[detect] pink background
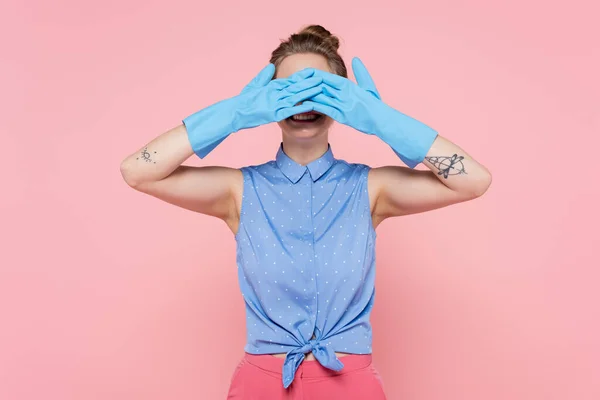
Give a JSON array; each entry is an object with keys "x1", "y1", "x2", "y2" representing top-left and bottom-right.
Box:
[{"x1": 2, "y1": 0, "x2": 599, "y2": 399}]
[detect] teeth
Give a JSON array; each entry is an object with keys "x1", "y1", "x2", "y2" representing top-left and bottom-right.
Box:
[{"x1": 292, "y1": 114, "x2": 318, "y2": 121}]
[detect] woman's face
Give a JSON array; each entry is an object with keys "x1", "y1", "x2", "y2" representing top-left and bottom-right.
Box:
[{"x1": 275, "y1": 53, "x2": 335, "y2": 139}]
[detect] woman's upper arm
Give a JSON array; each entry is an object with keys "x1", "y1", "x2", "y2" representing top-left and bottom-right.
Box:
[
  {"x1": 131, "y1": 165, "x2": 242, "y2": 222},
  {"x1": 369, "y1": 165, "x2": 473, "y2": 219}
]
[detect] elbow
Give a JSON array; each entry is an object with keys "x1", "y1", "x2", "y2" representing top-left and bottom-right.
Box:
[
  {"x1": 120, "y1": 160, "x2": 140, "y2": 188},
  {"x1": 458, "y1": 169, "x2": 492, "y2": 200},
  {"x1": 471, "y1": 170, "x2": 492, "y2": 198}
]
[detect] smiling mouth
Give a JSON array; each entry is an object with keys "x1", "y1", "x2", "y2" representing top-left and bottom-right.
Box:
[{"x1": 288, "y1": 112, "x2": 323, "y2": 123}]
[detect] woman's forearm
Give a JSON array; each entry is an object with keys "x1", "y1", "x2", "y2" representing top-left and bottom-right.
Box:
[{"x1": 120, "y1": 124, "x2": 194, "y2": 187}]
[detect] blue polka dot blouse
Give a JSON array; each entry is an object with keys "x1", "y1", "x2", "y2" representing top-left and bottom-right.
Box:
[{"x1": 234, "y1": 142, "x2": 377, "y2": 389}]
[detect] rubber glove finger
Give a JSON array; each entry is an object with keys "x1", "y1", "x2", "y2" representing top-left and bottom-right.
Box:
[
  {"x1": 269, "y1": 68, "x2": 315, "y2": 91},
  {"x1": 300, "y1": 100, "x2": 343, "y2": 122},
  {"x1": 287, "y1": 68, "x2": 316, "y2": 83},
  {"x1": 352, "y1": 57, "x2": 381, "y2": 99},
  {"x1": 320, "y1": 84, "x2": 343, "y2": 100},
  {"x1": 241, "y1": 63, "x2": 276, "y2": 93},
  {"x1": 283, "y1": 76, "x2": 323, "y2": 94},
  {"x1": 310, "y1": 69, "x2": 347, "y2": 89},
  {"x1": 281, "y1": 85, "x2": 324, "y2": 107},
  {"x1": 309, "y1": 93, "x2": 344, "y2": 109},
  {"x1": 269, "y1": 78, "x2": 292, "y2": 90},
  {"x1": 275, "y1": 103, "x2": 315, "y2": 121}
]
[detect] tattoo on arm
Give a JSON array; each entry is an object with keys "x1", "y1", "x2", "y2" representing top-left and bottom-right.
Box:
[
  {"x1": 424, "y1": 154, "x2": 467, "y2": 179},
  {"x1": 136, "y1": 147, "x2": 157, "y2": 164}
]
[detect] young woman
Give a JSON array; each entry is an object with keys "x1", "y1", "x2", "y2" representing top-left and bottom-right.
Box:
[{"x1": 120, "y1": 24, "x2": 492, "y2": 400}]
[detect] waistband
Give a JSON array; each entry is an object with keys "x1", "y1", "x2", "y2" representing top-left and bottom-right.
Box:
[{"x1": 243, "y1": 352, "x2": 372, "y2": 378}]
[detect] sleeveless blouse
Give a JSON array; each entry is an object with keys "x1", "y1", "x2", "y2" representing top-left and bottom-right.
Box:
[{"x1": 234, "y1": 142, "x2": 377, "y2": 388}]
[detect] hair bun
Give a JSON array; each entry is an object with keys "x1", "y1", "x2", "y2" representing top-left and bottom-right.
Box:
[{"x1": 298, "y1": 24, "x2": 340, "y2": 50}]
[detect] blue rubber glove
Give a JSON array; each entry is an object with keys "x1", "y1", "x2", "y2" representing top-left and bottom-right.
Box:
[
  {"x1": 183, "y1": 64, "x2": 323, "y2": 158},
  {"x1": 305, "y1": 57, "x2": 438, "y2": 168}
]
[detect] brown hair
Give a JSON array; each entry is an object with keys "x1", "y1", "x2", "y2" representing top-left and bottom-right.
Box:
[{"x1": 270, "y1": 25, "x2": 347, "y2": 78}]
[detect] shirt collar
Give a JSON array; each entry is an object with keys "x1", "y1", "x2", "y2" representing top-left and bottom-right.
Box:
[{"x1": 275, "y1": 142, "x2": 336, "y2": 184}]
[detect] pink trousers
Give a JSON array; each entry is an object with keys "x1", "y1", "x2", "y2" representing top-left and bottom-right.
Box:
[{"x1": 226, "y1": 352, "x2": 387, "y2": 399}]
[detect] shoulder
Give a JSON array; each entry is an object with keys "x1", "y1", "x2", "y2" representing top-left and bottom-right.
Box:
[
  {"x1": 326, "y1": 160, "x2": 372, "y2": 192},
  {"x1": 231, "y1": 160, "x2": 276, "y2": 214},
  {"x1": 331, "y1": 159, "x2": 370, "y2": 175},
  {"x1": 237, "y1": 159, "x2": 278, "y2": 176}
]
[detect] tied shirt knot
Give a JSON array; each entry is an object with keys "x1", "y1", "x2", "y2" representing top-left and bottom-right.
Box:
[{"x1": 281, "y1": 337, "x2": 344, "y2": 389}]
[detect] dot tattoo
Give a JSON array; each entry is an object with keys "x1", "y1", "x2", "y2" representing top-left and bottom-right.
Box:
[
  {"x1": 136, "y1": 147, "x2": 157, "y2": 164},
  {"x1": 425, "y1": 154, "x2": 467, "y2": 179}
]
